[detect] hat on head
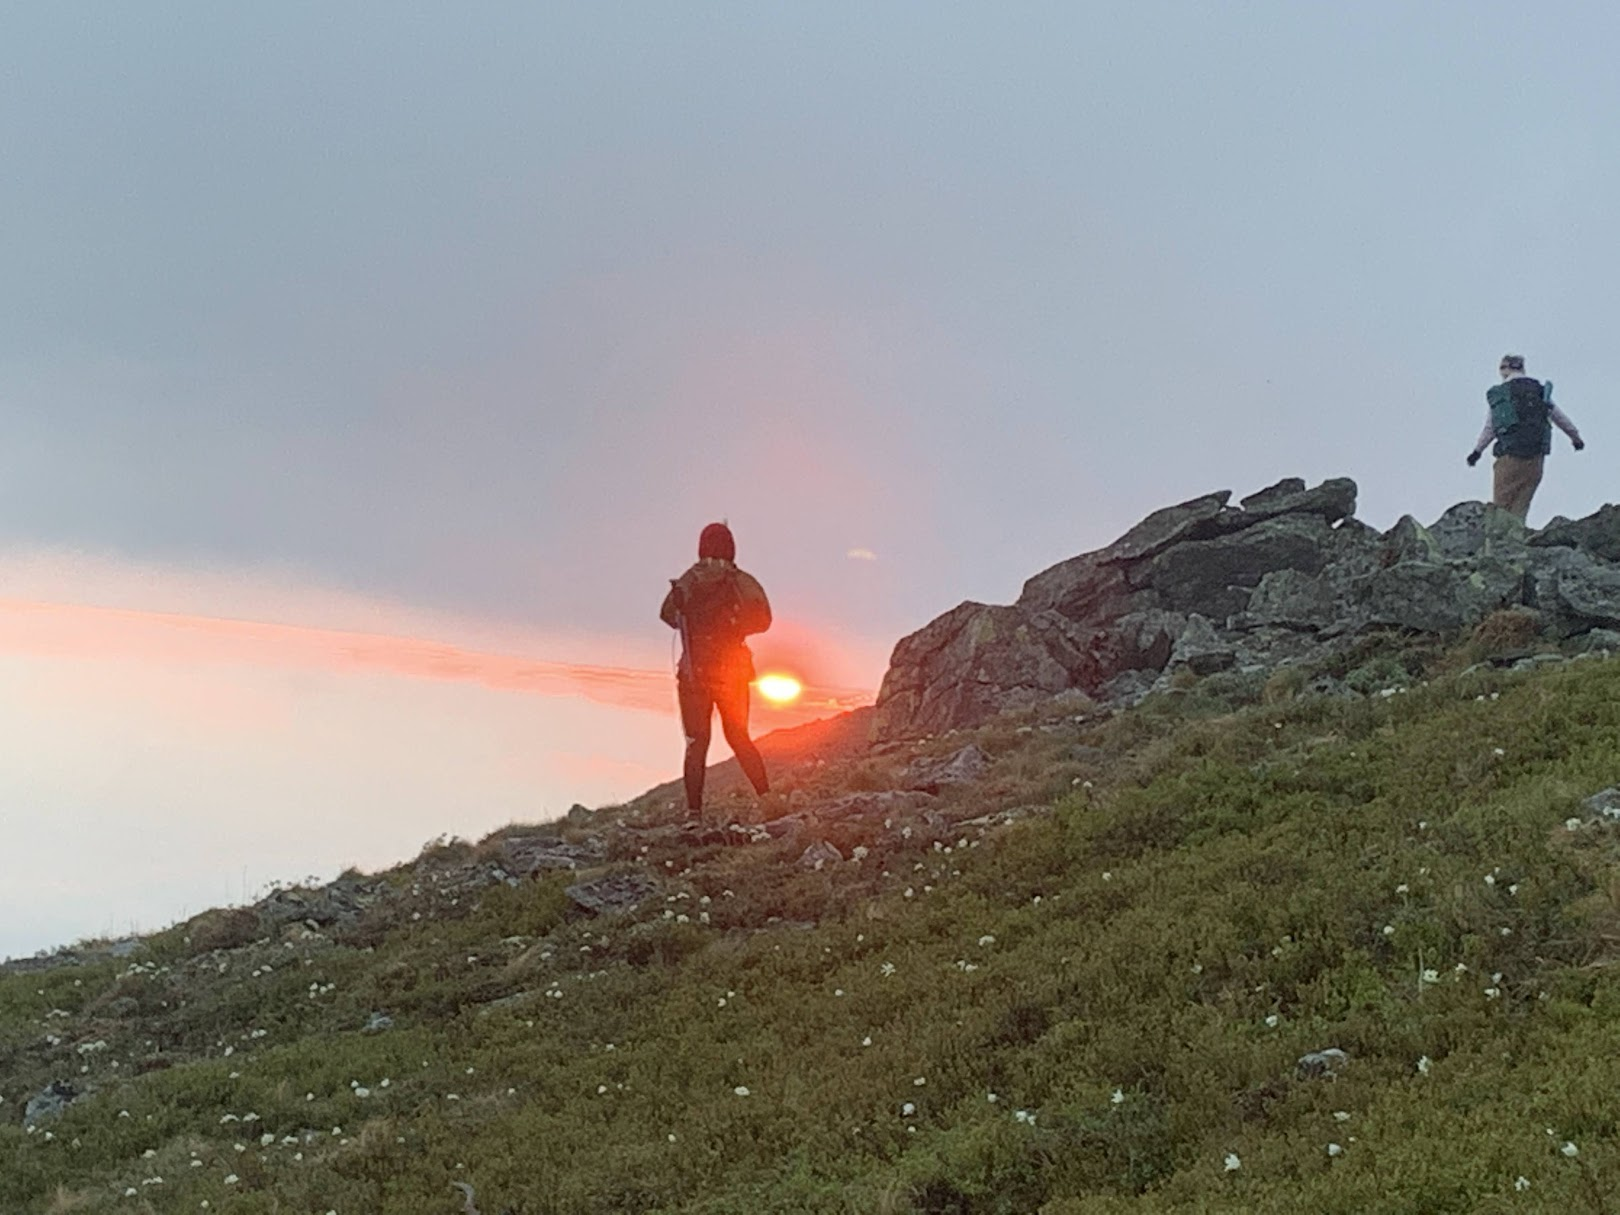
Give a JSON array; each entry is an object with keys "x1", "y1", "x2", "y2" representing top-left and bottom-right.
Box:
[
  {"x1": 698, "y1": 522, "x2": 735, "y2": 561},
  {"x1": 1500, "y1": 353, "x2": 1525, "y2": 371}
]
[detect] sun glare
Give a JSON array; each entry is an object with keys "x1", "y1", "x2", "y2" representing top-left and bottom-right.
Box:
[{"x1": 755, "y1": 672, "x2": 803, "y2": 705}]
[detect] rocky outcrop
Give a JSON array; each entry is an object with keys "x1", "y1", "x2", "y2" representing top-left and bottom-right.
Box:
[{"x1": 872, "y1": 478, "x2": 1620, "y2": 739}]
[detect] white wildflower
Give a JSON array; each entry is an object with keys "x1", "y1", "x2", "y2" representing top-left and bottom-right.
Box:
[
  {"x1": 1516, "y1": 1176, "x2": 1531, "y2": 1191},
  {"x1": 1417, "y1": 1055, "x2": 1431, "y2": 1075},
  {"x1": 1333, "y1": 1111, "x2": 1350, "y2": 1122},
  {"x1": 1111, "y1": 1088, "x2": 1124, "y2": 1105},
  {"x1": 1223, "y1": 1152, "x2": 1241, "y2": 1172},
  {"x1": 1327, "y1": 1142, "x2": 1343, "y2": 1157},
  {"x1": 1562, "y1": 1141, "x2": 1579, "y2": 1158},
  {"x1": 733, "y1": 1086, "x2": 750, "y2": 1098},
  {"x1": 902, "y1": 1102, "x2": 915, "y2": 1116}
]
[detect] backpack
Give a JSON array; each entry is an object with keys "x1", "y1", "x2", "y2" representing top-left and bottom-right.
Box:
[
  {"x1": 674, "y1": 562, "x2": 745, "y2": 682},
  {"x1": 1489, "y1": 378, "x2": 1552, "y2": 459}
]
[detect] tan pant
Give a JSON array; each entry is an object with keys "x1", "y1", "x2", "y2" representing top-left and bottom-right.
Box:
[{"x1": 1492, "y1": 453, "x2": 1545, "y2": 520}]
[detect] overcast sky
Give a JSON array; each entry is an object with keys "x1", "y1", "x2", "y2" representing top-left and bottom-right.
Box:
[{"x1": 4, "y1": 2, "x2": 1616, "y2": 958}]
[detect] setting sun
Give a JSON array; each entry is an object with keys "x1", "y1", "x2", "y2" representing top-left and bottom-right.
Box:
[{"x1": 755, "y1": 672, "x2": 803, "y2": 705}]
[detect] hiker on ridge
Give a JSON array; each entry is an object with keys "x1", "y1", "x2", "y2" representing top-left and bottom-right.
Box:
[
  {"x1": 1467, "y1": 353, "x2": 1585, "y2": 521},
  {"x1": 660, "y1": 522, "x2": 772, "y2": 819}
]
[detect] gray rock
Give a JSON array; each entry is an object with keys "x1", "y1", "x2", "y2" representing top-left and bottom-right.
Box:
[
  {"x1": 1140, "y1": 514, "x2": 1340, "y2": 614},
  {"x1": 1534, "y1": 547, "x2": 1620, "y2": 629},
  {"x1": 1168, "y1": 614, "x2": 1236, "y2": 675},
  {"x1": 1532, "y1": 503, "x2": 1620, "y2": 563},
  {"x1": 798, "y1": 840, "x2": 845, "y2": 869},
  {"x1": 24, "y1": 1080, "x2": 78, "y2": 1127},
  {"x1": 1018, "y1": 551, "x2": 1138, "y2": 624},
  {"x1": 821, "y1": 791, "x2": 932, "y2": 820},
  {"x1": 1296, "y1": 1048, "x2": 1350, "y2": 1079},
  {"x1": 1239, "y1": 477, "x2": 1306, "y2": 510},
  {"x1": 1427, "y1": 501, "x2": 1530, "y2": 560},
  {"x1": 565, "y1": 872, "x2": 660, "y2": 916},
  {"x1": 565, "y1": 803, "x2": 594, "y2": 826},
  {"x1": 1577, "y1": 628, "x2": 1620, "y2": 653},
  {"x1": 1232, "y1": 477, "x2": 1357, "y2": 528},
  {"x1": 501, "y1": 834, "x2": 605, "y2": 874},
  {"x1": 904, "y1": 744, "x2": 992, "y2": 792},
  {"x1": 1582, "y1": 787, "x2": 1620, "y2": 823},
  {"x1": 1104, "y1": 489, "x2": 1234, "y2": 562},
  {"x1": 255, "y1": 874, "x2": 381, "y2": 930},
  {"x1": 1361, "y1": 558, "x2": 1524, "y2": 633},
  {"x1": 873, "y1": 604, "x2": 1101, "y2": 739}
]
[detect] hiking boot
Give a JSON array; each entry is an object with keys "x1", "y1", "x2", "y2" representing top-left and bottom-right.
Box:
[{"x1": 756, "y1": 790, "x2": 791, "y2": 821}]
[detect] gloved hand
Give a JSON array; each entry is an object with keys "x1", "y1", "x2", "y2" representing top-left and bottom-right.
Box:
[
  {"x1": 1574, "y1": 438, "x2": 1586, "y2": 451},
  {"x1": 1466, "y1": 451, "x2": 1481, "y2": 467}
]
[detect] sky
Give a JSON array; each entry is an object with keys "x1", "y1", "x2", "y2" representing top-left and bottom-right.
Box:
[{"x1": 4, "y1": 1, "x2": 1618, "y2": 958}]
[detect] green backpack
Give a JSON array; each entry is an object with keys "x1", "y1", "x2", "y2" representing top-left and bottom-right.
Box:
[{"x1": 1488, "y1": 378, "x2": 1552, "y2": 459}]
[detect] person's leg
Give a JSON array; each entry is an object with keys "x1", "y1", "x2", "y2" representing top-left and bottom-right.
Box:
[
  {"x1": 1493, "y1": 454, "x2": 1543, "y2": 520},
  {"x1": 1492, "y1": 455, "x2": 1515, "y2": 511},
  {"x1": 678, "y1": 677, "x2": 715, "y2": 813},
  {"x1": 714, "y1": 676, "x2": 769, "y2": 796},
  {"x1": 1512, "y1": 455, "x2": 1545, "y2": 520}
]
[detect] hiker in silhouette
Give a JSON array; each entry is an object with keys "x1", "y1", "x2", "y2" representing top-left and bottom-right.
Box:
[
  {"x1": 1467, "y1": 354, "x2": 1585, "y2": 521},
  {"x1": 660, "y1": 523, "x2": 772, "y2": 818}
]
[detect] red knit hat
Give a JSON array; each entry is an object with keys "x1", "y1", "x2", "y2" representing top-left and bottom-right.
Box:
[{"x1": 698, "y1": 522, "x2": 735, "y2": 561}]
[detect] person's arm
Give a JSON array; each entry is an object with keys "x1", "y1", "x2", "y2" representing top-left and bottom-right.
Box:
[
  {"x1": 659, "y1": 578, "x2": 681, "y2": 628},
  {"x1": 1468, "y1": 409, "x2": 1495, "y2": 464},
  {"x1": 734, "y1": 571, "x2": 771, "y2": 636},
  {"x1": 1550, "y1": 404, "x2": 1585, "y2": 449}
]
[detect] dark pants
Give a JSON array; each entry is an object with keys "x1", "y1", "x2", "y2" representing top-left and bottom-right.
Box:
[{"x1": 678, "y1": 673, "x2": 769, "y2": 812}]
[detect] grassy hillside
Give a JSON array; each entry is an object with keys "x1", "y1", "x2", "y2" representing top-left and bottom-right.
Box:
[{"x1": 7, "y1": 637, "x2": 1620, "y2": 1213}]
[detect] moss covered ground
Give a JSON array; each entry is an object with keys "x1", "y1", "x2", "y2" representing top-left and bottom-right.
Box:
[{"x1": 6, "y1": 649, "x2": 1620, "y2": 1212}]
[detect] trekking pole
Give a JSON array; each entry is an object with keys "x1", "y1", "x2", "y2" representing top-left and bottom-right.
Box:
[{"x1": 670, "y1": 579, "x2": 692, "y2": 683}]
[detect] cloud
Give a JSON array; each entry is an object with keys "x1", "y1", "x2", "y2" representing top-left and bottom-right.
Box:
[
  {"x1": 0, "y1": 548, "x2": 878, "y2": 720},
  {"x1": 846, "y1": 547, "x2": 878, "y2": 561}
]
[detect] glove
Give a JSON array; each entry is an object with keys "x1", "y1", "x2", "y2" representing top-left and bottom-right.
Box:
[
  {"x1": 1574, "y1": 438, "x2": 1586, "y2": 451},
  {"x1": 1466, "y1": 451, "x2": 1481, "y2": 467}
]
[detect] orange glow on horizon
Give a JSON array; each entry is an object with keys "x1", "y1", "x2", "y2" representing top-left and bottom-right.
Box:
[
  {"x1": 755, "y1": 672, "x2": 803, "y2": 706},
  {"x1": 0, "y1": 597, "x2": 875, "y2": 722}
]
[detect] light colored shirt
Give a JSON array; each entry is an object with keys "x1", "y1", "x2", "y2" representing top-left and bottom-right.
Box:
[{"x1": 1471, "y1": 375, "x2": 1582, "y2": 457}]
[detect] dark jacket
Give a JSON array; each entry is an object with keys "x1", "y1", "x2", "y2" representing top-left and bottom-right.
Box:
[{"x1": 660, "y1": 558, "x2": 771, "y2": 686}]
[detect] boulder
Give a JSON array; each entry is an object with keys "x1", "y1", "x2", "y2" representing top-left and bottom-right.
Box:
[
  {"x1": 1136, "y1": 514, "x2": 1340, "y2": 615},
  {"x1": 873, "y1": 474, "x2": 1620, "y2": 738},
  {"x1": 1233, "y1": 476, "x2": 1357, "y2": 528},
  {"x1": 1168, "y1": 614, "x2": 1236, "y2": 675},
  {"x1": 873, "y1": 603, "x2": 1101, "y2": 739},
  {"x1": 500, "y1": 834, "x2": 605, "y2": 874},
  {"x1": 24, "y1": 1080, "x2": 79, "y2": 1127},
  {"x1": 565, "y1": 872, "x2": 660, "y2": 917},
  {"x1": 1532, "y1": 503, "x2": 1620, "y2": 563},
  {"x1": 1295, "y1": 1048, "x2": 1350, "y2": 1079},
  {"x1": 798, "y1": 840, "x2": 845, "y2": 870},
  {"x1": 903, "y1": 745, "x2": 991, "y2": 792},
  {"x1": 1427, "y1": 501, "x2": 1530, "y2": 560}
]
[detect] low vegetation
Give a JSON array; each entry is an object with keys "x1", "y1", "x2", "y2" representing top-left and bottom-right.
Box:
[{"x1": 6, "y1": 643, "x2": 1620, "y2": 1212}]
